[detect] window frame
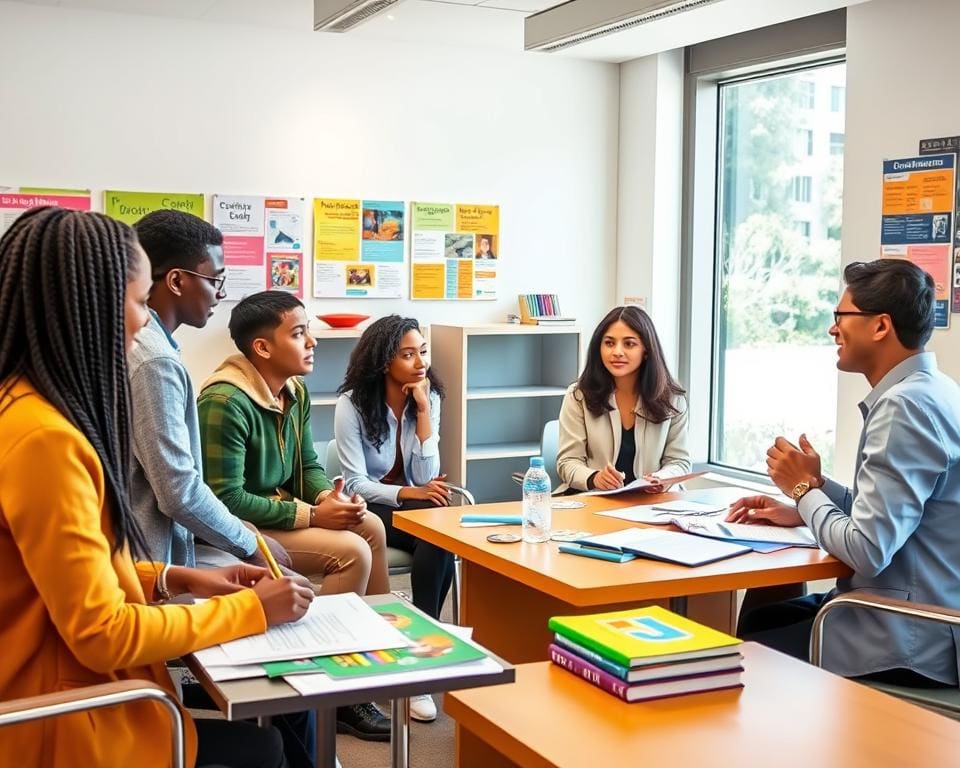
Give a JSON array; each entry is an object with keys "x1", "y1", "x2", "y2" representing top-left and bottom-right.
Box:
[{"x1": 680, "y1": 37, "x2": 846, "y2": 481}]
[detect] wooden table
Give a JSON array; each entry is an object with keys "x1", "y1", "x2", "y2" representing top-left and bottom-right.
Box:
[
  {"x1": 184, "y1": 595, "x2": 514, "y2": 768},
  {"x1": 395, "y1": 488, "x2": 851, "y2": 662},
  {"x1": 446, "y1": 643, "x2": 960, "y2": 768}
]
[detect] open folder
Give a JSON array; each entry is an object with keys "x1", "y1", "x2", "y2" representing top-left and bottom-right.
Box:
[
  {"x1": 581, "y1": 471, "x2": 707, "y2": 497},
  {"x1": 575, "y1": 527, "x2": 751, "y2": 567}
]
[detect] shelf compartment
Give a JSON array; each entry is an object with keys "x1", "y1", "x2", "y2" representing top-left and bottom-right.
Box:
[
  {"x1": 466, "y1": 385, "x2": 568, "y2": 400},
  {"x1": 466, "y1": 441, "x2": 541, "y2": 460}
]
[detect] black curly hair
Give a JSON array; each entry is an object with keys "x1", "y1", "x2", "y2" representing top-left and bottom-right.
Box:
[
  {"x1": 577, "y1": 305, "x2": 684, "y2": 423},
  {"x1": 338, "y1": 315, "x2": 444, "y2": 450}
]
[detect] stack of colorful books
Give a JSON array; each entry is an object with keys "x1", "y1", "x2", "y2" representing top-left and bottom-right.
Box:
[{"x1": 548, "y1": 605, "x2": 743, "y2": 702}]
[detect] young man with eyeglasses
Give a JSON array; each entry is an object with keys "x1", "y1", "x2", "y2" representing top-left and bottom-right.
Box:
[
  {"x1": 128, "y1": 210, "x2": 323, "y2": 767},
  {"x1": 727, "y1": 258, "x2": 960, "y2": 688}
]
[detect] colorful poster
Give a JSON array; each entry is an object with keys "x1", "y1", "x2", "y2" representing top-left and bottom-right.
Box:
[
  {"x1": 0, "y1": 187, "x2": 91, "y2": 235},
  {"x1": 312, "y1": 198, "x2": 404, "y2": 298},
  {"x1": 213, "y1": 195, "x2": 304, "y2": 300},
  {"x1": 410, "y1": 201, "x2": 499, "y2": 300},
  {"x1": 881, "y1": 154, "x2": 954, "y2": 328},
  {"x1": 104, "y1": 190, "x2": 203, "y2": 226},
  {"x1": 919, "y1": 136, "x2": 960, "y2": 313}
]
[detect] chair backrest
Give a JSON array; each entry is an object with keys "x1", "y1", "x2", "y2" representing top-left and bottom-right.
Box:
[
  {"x1": 540, "y1": 419, "x2": 561, "y2": 490},
  {"x1": 325, "y1": 439, "x2": 342, "y2": 479}
]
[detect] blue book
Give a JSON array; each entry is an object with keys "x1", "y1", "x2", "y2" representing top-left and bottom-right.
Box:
[
  {"x1": 553, "y1": 633, "x2": 632, "y2": 680},
  {"x1": 559, "y1": 543, "x2": 636, "y2": 563}
]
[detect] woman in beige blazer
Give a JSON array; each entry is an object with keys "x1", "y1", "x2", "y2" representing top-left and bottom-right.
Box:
[{"x1": 556, "y1": 306, "x2": 690, "y2": 493}]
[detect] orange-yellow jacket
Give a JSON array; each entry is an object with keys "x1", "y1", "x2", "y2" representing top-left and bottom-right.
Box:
[{"x1": 0, "y1": 378, "x2": 267, "y2": 767}]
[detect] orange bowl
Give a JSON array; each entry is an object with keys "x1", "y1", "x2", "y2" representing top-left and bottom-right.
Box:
[{"x1": 316, "y1": 313, "x2": 370, "y2": 329}]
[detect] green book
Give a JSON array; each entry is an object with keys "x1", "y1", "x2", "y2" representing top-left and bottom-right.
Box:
[
  {"x1": 548, "y1": 606, "x2": 740, "y2": 668},
  {"x1": 262, "y1": 602, "x2": 487, "y2": 679}
]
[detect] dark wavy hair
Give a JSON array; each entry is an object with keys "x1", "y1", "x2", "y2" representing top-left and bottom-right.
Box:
[
  {"x1": 0, "y1": 207, "x2": 149, "y2": 555},
  {"x1": 338, "y1": 315, "x2": 444, "y2": 450},
  {"x1": 577, "y1": 306, "x2": 685, "y2": 423}
]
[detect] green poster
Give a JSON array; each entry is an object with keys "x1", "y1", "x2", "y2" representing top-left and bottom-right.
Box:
[
  {"x1": 262, "y1": 602, "x2": 487, "y2": 679},
  {"x1": 103, "y1": 190, "x2": 204, "y2": 225},
  {"x1": 411, "y1": 201, "x2": 454, "y2": 231}
]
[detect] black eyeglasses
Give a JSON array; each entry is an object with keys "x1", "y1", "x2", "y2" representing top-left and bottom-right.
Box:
[
  {"x1": 833, "y1": 310, "x2": 878, "y2": 324},
  {"x1": 163, "y1": 268, "x2": 227, "y2": 292}
]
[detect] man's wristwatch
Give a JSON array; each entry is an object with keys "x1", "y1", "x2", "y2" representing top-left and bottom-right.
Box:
[{"x1": 791, "y1": 477, "x2": 822, "y2": 502}]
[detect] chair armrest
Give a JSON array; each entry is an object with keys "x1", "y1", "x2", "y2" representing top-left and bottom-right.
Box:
[
  {"x1": 442, "y1": 483, "x2": 475, "y2": 506},
  {"x1": 0, "y1": 679, "x2": 186, "y2": 768},
  {"x1": 810, "y1": 589, "x2": 960, "y2": 667}
]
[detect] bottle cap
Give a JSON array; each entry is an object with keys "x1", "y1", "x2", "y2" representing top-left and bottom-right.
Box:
[{"x1": 529, "y1": 456, "x2": 544, "y2": 468}]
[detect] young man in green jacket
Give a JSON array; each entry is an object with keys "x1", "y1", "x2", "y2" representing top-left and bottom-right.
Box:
[{"x1": 198, "y1": 290, "x2": 391, "y2": 741}]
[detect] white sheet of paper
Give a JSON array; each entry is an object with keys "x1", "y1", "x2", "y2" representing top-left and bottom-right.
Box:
[
  {"x1": 284, "y1": 657, "x2": 504, "y2": 695},
  {"x1": 596, "y1": 500, "x2": 726, "y2": 524},
  {"x1": 215, "y1": 592, "x2": 411, "y2": 666},
  {"x1": 673, "y1": 518, "x2": 818, "y2": 547},
  {"x1": 206, "y1": 663, "x2": 268, "y2": 682},
  {"x1": 581, "y1": 471, "x2": 708, "y2": 497}
]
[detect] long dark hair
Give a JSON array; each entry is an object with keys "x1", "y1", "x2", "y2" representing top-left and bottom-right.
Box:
[
  {"x1": 577, "y1": 306, "x2": 685, "y2": 423},
  {"x1": 338, "y1": 315, "x2": 445, "y2": 450},
  {"x1": 0, "y1": 207, "x2": 147, "y2": 555}
]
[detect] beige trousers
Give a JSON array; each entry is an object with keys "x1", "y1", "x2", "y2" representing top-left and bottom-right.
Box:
[{"x1": 266, "y1": 514, "x2": 390, "y2": 596}]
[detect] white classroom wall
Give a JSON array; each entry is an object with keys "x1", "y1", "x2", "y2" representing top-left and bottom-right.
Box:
[
  {"x1": 833, "y1": 0, "x2": 960, "y2": 482},
  {"x1": 0, "y1": 1, "x2": 619, "y2": 387}
]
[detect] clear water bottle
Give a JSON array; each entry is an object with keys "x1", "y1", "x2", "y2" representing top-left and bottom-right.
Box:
[{"x1": 522, "y1": 456, "x2": 552, "y2": 543}]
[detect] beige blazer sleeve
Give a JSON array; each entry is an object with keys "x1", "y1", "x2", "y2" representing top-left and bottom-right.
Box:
[{"x1": 556, "y1": 385, "x2": 606, "y2": 492}]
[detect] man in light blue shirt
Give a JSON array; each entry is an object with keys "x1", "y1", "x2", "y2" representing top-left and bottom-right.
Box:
[{"x1": 728, "y1": 258, "x2": 960, "y2": 686}]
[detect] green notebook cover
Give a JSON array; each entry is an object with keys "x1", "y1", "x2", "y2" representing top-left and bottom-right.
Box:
[
  {"x1": 548, "y1": 606, "x2": 740, "y2": 667},
  {"x1": 262, "y1": 602, "x2": 486, "y2": 679}
]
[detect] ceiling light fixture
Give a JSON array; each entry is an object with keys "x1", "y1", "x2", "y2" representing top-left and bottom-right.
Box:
[{"x1": 525, "y1": 0, "x2": 720, "y2": 52}]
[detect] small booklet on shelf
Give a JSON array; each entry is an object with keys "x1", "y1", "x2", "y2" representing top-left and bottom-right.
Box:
[{"x1": 517, "y1": 293, "x2": 576, "y2": 325}]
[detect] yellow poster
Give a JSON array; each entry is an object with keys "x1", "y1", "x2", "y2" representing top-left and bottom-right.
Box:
[
  {"x1": 412, "y1": 263, "x2": 445, "y2": 299},
  {"x1": 457, "y1": 260, "x2": 473, "y2": 298},
  {"x1": 314, "y1": 198, "x2": 361, "y2": 261},
  {"x1": 456, "y1": 204, "x2": 499, "y2": 233},
  {"x1": 410, "y1": 200, "x2": 499, "y2": 300}
]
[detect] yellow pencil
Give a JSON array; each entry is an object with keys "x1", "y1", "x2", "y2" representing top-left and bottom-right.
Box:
[{"x1": 256, "y1": 534, "x2": 283, "y2": 580}]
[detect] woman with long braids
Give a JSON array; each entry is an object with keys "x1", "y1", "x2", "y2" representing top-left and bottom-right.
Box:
[
  {"x1": 556, "y1": 305, "x2": 691, "y2": 493},
  {"x1": 334, "y1": 315, "x2": 454, "y2": 723},
  {"x1": 0, "y1": 208, "x2": 313, "y2": 768}
]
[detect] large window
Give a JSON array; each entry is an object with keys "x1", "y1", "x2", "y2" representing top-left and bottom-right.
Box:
[{"x1": 711, "y1": 61, "x2": 846, "y2": 474}]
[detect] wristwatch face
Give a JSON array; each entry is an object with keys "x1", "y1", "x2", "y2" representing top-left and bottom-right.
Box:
[{"x1": 792, "y1": 481, "x2": 810, "y2": 501}]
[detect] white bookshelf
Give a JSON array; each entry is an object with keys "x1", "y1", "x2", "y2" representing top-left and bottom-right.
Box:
[{"x1": 431, "y1": 323, "x2": 582, "y2": 503}]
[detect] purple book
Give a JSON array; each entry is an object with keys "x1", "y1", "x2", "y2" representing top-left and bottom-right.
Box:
[{"x1": 549, "y1": 644, "x2": 744, "y2": 702}]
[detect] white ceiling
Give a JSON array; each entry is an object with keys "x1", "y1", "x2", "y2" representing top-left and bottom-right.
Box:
[{"x1": 7, "y1": 0, "x2": 863, "y2": 61}]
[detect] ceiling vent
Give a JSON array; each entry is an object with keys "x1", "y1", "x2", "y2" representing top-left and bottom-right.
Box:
[
  {"x1": 314, "y1": 0, "x2": 404, "y2": 32},
  {"x1": 525, "y1": 0, "x2": 721, "y2": 52}
]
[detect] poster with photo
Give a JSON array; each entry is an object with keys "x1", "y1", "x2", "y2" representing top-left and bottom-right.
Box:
[
  {"x1": 312, "y1": 198, "x2": 404, "y2": 298},
  {"x1": 104, "y1": 190, "x2": 204, "y2": 226},
  {"x1": 880, "y1": 153, "x2": 955, "y2": 328},
  {"x1": 0, "y1": 187, "x2": 90, "y2": 235},
  {"x1": 410, "y1": 201, "x2": 499, "y2": 300},
  {"x1": 213, "y1": 195, "x2": 304, "y2": 300}
]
